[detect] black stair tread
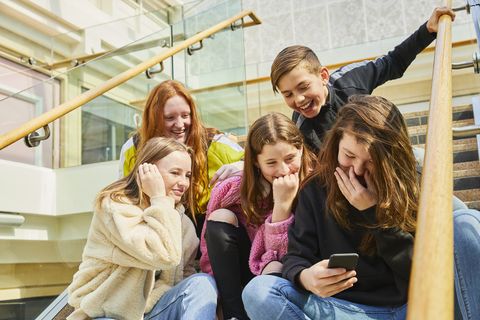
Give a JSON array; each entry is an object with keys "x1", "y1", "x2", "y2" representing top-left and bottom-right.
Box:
[{"x1": 454, "y1": 176, "x2": 480, "y2": 191}]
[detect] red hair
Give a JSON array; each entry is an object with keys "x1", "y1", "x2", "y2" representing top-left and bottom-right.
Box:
[{"x1": 139, "y1": 80, "x2": 208, "y2": 216}]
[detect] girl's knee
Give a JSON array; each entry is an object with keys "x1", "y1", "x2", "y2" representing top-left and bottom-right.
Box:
[
  {"x1": 207, "y1": 209, "x2": 238, "y2": 226},
  {"x1": 454, "y1": 209, "x2": 480, "y2": 223},
  {"x1": 187, "y1": 273, "x2": 217, "y2": 297},
  {"x1": 243, "y1": 275, "x2": 277, "y2": 304}
]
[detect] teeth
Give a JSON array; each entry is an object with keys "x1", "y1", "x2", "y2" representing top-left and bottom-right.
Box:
[{"x1": 299, "y1": 101, "x2": 311, "y2": 110}]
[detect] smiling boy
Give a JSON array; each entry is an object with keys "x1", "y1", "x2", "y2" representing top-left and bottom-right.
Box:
[{"x1": 270, "y1": 7, "x2": 455, "y2": 153}]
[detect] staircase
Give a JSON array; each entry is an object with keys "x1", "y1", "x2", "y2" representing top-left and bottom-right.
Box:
[{"x1": 404, "y1": 104, "x2": 480, "y2": 210}]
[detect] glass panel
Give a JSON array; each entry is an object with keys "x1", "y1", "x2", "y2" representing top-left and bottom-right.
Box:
[
  {"x1": 81, "y1": 90, "x2": 140, "y2": 164},
  {"x1": 60, "y1": 23, "x2": 174, "y2": 167},
  {"x1": 0, "y1": 20, "x2": 175, "y2": 168},
  {"x1": 0, "y1": 0, "x2": 251, "y2": 168},
  {"x1": 174, "y1": 0, "x2": 249, "y2": 136},
  {"x1": 0, "y1": 56, "x2": 60, "y2": 168}
]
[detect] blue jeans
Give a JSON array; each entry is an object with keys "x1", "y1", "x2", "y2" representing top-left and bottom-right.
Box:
[
  {"x1": 242, "y1": 275, "x2": 406, "y2": 320},
  {"x1": 242, "y1": 209, "x2": 480, "y2": 320},
  {"x1": 454, "y1": 209, "x2": 480, "y2": 320},
  {"x1": 96, "y1": 273, "x2": 217, "y2": 320}
]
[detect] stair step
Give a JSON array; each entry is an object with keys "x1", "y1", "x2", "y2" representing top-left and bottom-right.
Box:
[
  {"x1": 454, "y1": 168, "x2": 480, "y2": 179},
  {"x1": 415, "y1": 138, "x2": 478, "y2": 152},
  {"x1": 408, "y1": 119, "x2": 474, "y2": 136},
  {"x1": 454, "y1": 188, "x2": 480, "y2": 202},
  {"x1": 403, "y1": 104, "x2": 473, "y2": 120},
  {"x1": 454, "y1": 160, "x2": 480, "y2": 172},
  {"x1": 453, "y1": 150, "x2": 479, "y2": 163},
  {"x1": 465, "y1": 200, "x2": 480, "y2": 210},
  {"x1": 454, "y1": 176, "x2": 480, "y2": 191}
]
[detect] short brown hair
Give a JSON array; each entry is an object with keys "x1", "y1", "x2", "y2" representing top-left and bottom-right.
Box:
[{"x1": 270, "y1": 45, "x2": 322, "y2": 93}]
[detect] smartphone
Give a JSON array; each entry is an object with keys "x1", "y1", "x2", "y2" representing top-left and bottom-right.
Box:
[{"x1": 327, "y1": 253, "x2": 359, "y2": 270}]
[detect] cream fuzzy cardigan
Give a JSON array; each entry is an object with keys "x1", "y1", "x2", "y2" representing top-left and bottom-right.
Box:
[{"x1": 67, "y1": 195, "x2": 199, "y2": 320}]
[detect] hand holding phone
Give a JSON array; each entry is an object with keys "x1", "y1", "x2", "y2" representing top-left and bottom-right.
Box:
[{"x1": 327, "y1": 253, "x2": 359, "y2": 270}]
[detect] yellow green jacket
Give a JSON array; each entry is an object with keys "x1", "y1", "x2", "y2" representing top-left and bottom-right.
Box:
[{"x1": 118, "y1": 134, "x2": 244, "y2": 212}]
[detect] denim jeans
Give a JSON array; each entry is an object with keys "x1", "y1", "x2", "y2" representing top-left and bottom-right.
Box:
[
  {"x1": 95, "y1": 273, "x2": 217, "y2": 320},
  {"x1": 454, "y1": 208, "x2": 480, "y2": 320},
  {"x1": 242, "y1": 275, "x2": 406, "y2": 320},
  {"x1": 242, "y1": 209, "x2": 480, "y2": 320}
]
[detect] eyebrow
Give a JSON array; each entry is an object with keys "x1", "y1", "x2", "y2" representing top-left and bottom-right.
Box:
[
  {"x1": 280, "y1": 81, "x2": 308, "y2": 94},
  {"x1": 342, "y1": 147, "x2": 372, "y2": 161},
  {"x1": 263, "y1": 152, "x2": 297, "y2": 162}
]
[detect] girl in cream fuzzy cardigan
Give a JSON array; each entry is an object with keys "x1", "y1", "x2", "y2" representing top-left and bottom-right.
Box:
[{"x1": 67, "y1": 137, "x2": 217, "y2": 320}]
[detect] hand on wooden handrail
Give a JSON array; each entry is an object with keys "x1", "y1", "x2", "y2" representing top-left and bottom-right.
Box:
[{"x1": 427, "y1": 6, "x2": 456, "y2": 33}]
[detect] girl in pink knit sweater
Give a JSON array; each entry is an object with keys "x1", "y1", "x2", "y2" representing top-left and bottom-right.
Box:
[{"x1": 199, "y1": 112, "x2": 314, "y2": 320}]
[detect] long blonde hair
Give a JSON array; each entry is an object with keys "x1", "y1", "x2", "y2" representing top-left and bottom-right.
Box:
[
  {"x1": 96, "y1": 137, "x2": 193, "y2": 211},
  {"x1": 305, "y1": 95, "x2": 418, "y2": 254},
  {"x1": 137, "y1": 80, "x2": 211, "y2": 215},
  {"x1": 241, "y1": 112, "x2": 314, "y2": 226}
]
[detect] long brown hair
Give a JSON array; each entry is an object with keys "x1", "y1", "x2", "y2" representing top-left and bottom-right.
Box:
[
  {"x1": 138, "y1": 80, "x2": 209, "y2": 215},
  {"x1": 241, "y1": 112, "x2": 314, "y2": 225},
  {"x1": 96, "y1": 137, "x2": 193, "y2": 211},
  {"x1": 306, "y1": 95, "x2": 418, "y2": 253}
]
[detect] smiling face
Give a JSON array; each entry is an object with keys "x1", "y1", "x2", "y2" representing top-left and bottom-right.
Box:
[
  {"x1": 277, "y1": 64, "x2": 330, "y2": 119},
  {"x1": 337, "y1": 132, "x2": 374, "y2": 182},
  {"x1": 162, "y1": 95, "x2": 192, "y2": 143},
  {"x1": 155, "y1": 150, "x2": 192, "y2": 204},
  {"x1": 256, "y1": 141, "x2": 302, "y2": 184}
]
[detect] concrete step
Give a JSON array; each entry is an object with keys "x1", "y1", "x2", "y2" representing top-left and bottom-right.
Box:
[
  {"x1": 403, "y1": 104, "x2": 473, "y2": 121},
  {"x1": 454, "y1": 188, "x2": 480, "y2": 202},
  {"x1": 408, "y1": 118, "x2": 474, "y2": 136},
  {"x1": 454, "y1": 161, "x2": 480, "y2": 179},
  {"x1": 465, "y1": 200, "x2": 480, "y2": 210},
  {"x1": 415, "y1": 137, "x2": 478, "y2": 153}
]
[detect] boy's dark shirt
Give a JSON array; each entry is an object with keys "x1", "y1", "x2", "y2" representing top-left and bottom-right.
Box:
[
  {"x1": 292, "y1": 22, "x2": 436, "y2": 153},
  {"x1": 282, "y1": 179, "x2": 414, "y2": 307}
]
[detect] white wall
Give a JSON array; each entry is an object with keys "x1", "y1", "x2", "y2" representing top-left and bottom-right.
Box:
[
  {"x1": 0, "y1": 159, "x2": 118, "y2": 262},
  {"x1": 0, "y1": 159, "x2": 118, "y2": 216}
]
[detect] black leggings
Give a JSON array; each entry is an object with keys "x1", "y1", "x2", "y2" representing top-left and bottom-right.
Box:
[{"x1": 205, "y1": 220, "x2": 254, "y2": 320}]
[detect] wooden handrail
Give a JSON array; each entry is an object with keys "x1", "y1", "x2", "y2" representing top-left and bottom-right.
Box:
[
  {"x1": 129, "y1": 38, "x2": 477, "y2": 107},
  {"x1": 407, "y1": 1, "x2": 454, "y2": 319},
  {"x1": 0, "y1": 10, "x2": 261, "y2": 150}
]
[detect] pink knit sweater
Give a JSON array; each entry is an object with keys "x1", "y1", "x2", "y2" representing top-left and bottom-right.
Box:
[{"x1": 199, "y1": 175, "x2": 293, "y2": 275}]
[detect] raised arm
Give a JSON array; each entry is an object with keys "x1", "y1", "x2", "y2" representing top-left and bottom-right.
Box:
[
  {"x1": 103, "y1": 163, "x2": 182, "y2": 269},
  {"x1": 331, "y1": 7, "x2": 455, "y2": 94}
]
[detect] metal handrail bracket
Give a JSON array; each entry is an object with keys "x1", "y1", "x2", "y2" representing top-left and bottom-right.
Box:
[{"x1": 24, "y1": 125, "x2": 50, "y2": 148}]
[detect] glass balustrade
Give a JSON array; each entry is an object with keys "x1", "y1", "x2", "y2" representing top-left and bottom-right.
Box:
[{"x1": 0, "y1": 0, "x2": 251, "y2": 169}]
